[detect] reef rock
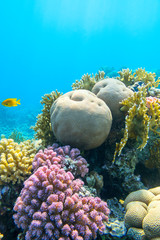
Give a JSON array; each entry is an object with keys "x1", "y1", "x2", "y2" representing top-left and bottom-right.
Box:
[{"x1": 50, "y1": 89, "x2": 112, "y2": 150}]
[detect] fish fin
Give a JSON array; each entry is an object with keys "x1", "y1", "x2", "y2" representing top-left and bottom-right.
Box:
[{"x1": 16, "y1": 99, "x2": 21, "y2": 105}]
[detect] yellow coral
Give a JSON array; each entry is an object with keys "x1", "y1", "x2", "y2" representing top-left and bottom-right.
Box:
[
  {"x1": 117, "y1": 68, "x2": 134, "y2": 86},
  {"x1": 72, "y1": 71, "x2": 105, "y2": 91},
  {"x1": 118, "y1": 68, "x2": 157, "y2": 87},
  {"x1": 32, "y1": 90, "x2": 62, "y2": 147},
  {"x1": 0, "y1": 233, "x2": 3, "y2": 239},
  {"x1": 113, "y1": 76, "x2": 160, "y2": 162},
  {"x1": 0, "y1": 138, "x2": 39, "y2": 184}
]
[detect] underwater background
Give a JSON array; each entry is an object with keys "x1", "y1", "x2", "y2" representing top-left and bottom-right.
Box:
[
  {"x1": 1, "y1": 0, "x2": 160, "y2": 138},
  {"x1": 1, "y1": 1, "x2": 160, "y2": 240}
]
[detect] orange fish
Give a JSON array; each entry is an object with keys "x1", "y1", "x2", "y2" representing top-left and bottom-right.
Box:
[{"x1": 1, "y1": 98, "x2": 21, "y2": 107}]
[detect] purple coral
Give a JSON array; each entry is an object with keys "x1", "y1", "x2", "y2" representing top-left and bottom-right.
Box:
[
  {"x1": 13, "y1": 164, "x2": 110, "y2": 240},
  {"x1": 32, "y1": 144, "x2": 89, "y2": 177}
]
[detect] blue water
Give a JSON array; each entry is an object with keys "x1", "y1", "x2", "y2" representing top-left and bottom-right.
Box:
[{"x1": 0, "y1": 0, "x2": 160, "y2": 138}]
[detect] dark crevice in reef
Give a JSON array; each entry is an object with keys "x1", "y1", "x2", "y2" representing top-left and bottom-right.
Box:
[{"x1": 135, "y1": 162, "x2": 160, "y2": 188}]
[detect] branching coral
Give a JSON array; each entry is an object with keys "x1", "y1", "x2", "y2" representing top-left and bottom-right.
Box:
[
  {"x1": 113, "y1": 78, "x2": 160, "y2": 162},
  {"x1": 72, "y1": 71, "x2": 105, "y2": 91},
  {"x1": 32, "y1": 144, "x2": 89, "y2": 178},
  {"x1": 32, "y1": 90, "x2": 62, "y2": 147},
  {"x1": 13, "y1": 164, "x2": 110, "y2": 240},
  {"x1": 117, "y1": 68, "x2": 157, "y2": 87},
  {"x1": 0, "y1": 138, "x2": 39, "y2": 184},
  {"x1": 9, "y1": 130, "x2": 26, "y2": 143}
]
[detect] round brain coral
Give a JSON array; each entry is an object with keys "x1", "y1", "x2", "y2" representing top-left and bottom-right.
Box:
[
  {"x1": 50, "y1": 89, "x2": 112, "y2": 150},
  {"x1": 13, "y1": 164, "x2": 110, "y2": 240},
  {"x1": 92, "y1": 78, "x2": 133, "y2": 120}
]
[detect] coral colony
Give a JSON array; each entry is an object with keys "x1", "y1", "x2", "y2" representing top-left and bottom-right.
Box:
[
  {"x1": 2, "y1": 68, "x2": 160, "y2": 239},
  {"x1": 13, "y1": 164, "x2": 110, "y2": 240}
]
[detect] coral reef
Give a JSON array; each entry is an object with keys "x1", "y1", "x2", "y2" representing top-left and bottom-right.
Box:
[
  {"x1": 14, "y1": 164, "x2": 110, "y2": 240},
  {"x1": 32, "y1": 144, "x2": 89, "y2": 177},
  {"x1": 72, "y1": 71, "x2": 105, "y2": 91},
  {"x1": 117, "y1": 68, "x2": 157, "y2": 87},
  {"x1": 50, "y1": 90, "x2": 112, "y2": 150},
  {"x1": 113, "y1": 77, "x2": 160, "y2": 162},
  {"x1": 86, "y1": 171, "x2": 104, "y2": 196},
  {"x1": 92, "y1": 78, "x2": 133, "y2": 119},
  {"x1": 32, "y1": 90, "x2": 62, "y2": 147},
  {"x1": 0, "y1": 138, "x2": 39, "y2": 184},
  {"x1": 124, "y1": 187, "x2": 160, "y2": 239},
  {"x1": 9, "y1": 130, "x2": 26, "y2": 143}
]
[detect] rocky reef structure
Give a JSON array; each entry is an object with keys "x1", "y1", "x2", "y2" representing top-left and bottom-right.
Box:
[
  {"x1": 13, "y1": 164, "x2": 110, "y2": 240},
  {"x1": 50, "y1": 90, "x2": 112, "y2": 150},
  {"x1": 0, "y1": 138, "x2": 40, "y2": 184},
  {"x1": 113, "y1": 69, "x2": 160, "y2": 162},
  {"x1": 3, "y1": 67, "x2": 160, "y2": 240},
  {"x1": 124, "y1": 187, "x2": 160, "y2": 239}
]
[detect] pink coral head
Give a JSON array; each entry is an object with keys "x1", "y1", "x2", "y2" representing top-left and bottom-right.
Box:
[
  {"x1": 146, "y1": 96, "x2": 160, "y2": 109},
  {"x1": 32, "y1": 144, "x2": 89, "y2": 178},
  {"x1": 13, "y1": 163, "x2": 110, "y2": 240}
]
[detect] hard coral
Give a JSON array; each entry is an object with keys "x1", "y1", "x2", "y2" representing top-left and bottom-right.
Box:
[
  {"x1": 32, "y1": 90, "x2": 62, "y2": 147},
  {"x1": 72, "y1": 71, "x2": 105, "y2": 91},
  {"x1": 92, "y1": 78, "x2": 133, "y2": 119},
  {"x1": 13, "y1": 164, "x2": 110, "y2": 240},
  {"x1": 124, "y1": 187, "x2": 160, "y2": 239},
  {"x1": 50, "y1": 90, "x2": 112, "y2": 150},
  {"x1": 117, "y1": 68, "x2": 157, "y2": 87},
  {"x1": 0, "y1": 138, "x2": 39, "y2": 184},
  {"x1": 32, "y1": 144, "x2": 89, "y2": 178},
  {"x1": 113, "y1": 76, "x2": 160, "y2": 162}
]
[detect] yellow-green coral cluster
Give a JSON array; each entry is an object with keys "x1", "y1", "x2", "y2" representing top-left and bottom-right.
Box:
[
  {"x1": 0, "y1": 138, "x2": 38, "y2": 184},
  {"x1": 32, "y1": 90, "x2": 62, "y2": 147},
  {"x1": 72, "y1": 71, "x2": 105, "y2": 91},
  {"x1": 117, "y1": 68, "x2": 156, "y2": 87},
  {"x1": 113, "y1": 70, "x2": 160, "y2": 162}
]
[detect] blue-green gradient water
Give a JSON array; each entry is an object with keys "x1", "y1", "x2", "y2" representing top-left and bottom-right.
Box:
[{"x1": 1, "y1": 0, "x2": 160, "y2": 138}]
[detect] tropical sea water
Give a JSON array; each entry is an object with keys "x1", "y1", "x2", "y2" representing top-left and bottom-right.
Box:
[{"x1": 0, "y1": 0, "x2": 160, "y2": 138}]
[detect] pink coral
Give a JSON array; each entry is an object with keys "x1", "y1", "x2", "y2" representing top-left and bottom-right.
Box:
[
  {"x1": 13, "y1": 164, "x2": 109, "y2": 240},
  {"x1": 32, "y1": 144, "x2": 89, "y2": 178},
  {"x1": 146, "y1": 96, "x2": 160, "y2": 109}
]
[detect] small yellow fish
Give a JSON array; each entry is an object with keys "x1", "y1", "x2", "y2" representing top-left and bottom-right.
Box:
[
  {"x1": 119, "y1": 199, "x2": 124, "y2": 205},
  {"x1": 1, "y1": 98, "x2": 21, "y2": 107}
]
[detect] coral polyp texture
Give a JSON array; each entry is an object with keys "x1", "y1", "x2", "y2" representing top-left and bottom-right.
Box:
[
  {"x1": 50, "y1": 89, "x2": 112, "y2": 150},
  {"x1": 0, "y1": 138, "x2": 39, "y2": 184},
  {"x1": 32, "y1": 144, "x2": 89, "y2": 177},
  {"x1": 13, "y1": 164, "x2": 110, "y2": 240},
  {"x1": 124, "y1": 187, "x2": 160, "y2": 239}
]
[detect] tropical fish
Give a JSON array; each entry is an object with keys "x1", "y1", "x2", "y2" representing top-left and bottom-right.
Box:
[
  {"x1": 1, "y1": 98, "x2": 21, "y2": 107},
  {"x1": 119, "y1": 199, "x2": 124, "y2": 205}
]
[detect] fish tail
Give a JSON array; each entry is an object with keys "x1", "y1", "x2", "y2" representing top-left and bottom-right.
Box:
[{"x1": 17, "y1": 99, "x2": 21, "y2": 105}]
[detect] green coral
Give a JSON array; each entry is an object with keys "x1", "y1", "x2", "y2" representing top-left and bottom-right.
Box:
[
  {"x1": 9, "y1": 130, "x2": 26, "y2": 143},
  {"x1": 32, "y1": 90, "x2": 62, "y2": 147},
  {"x1": 72, "y1": 71, "x2": 105, "y2": 91},
  {"x1": 117, "y1": 68, "x2": 156, "y2": 87},
  {"x1": 113, "y1": 76, "x2": 160, "y2": 162}
]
